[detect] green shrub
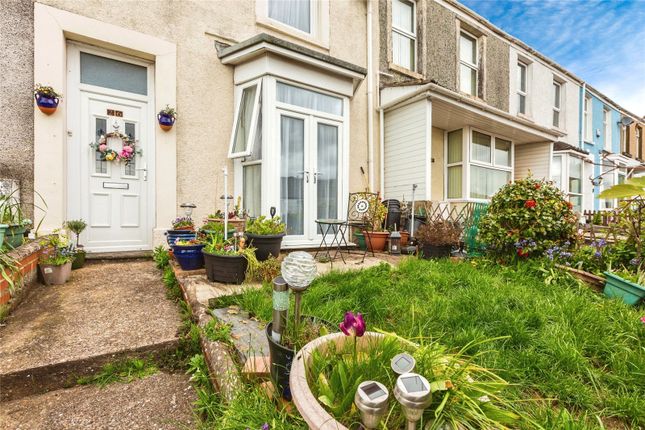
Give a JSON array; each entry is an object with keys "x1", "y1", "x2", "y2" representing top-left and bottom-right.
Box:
[{"x1": 478, "y1": 177, "x2": 578, "y2": 258}]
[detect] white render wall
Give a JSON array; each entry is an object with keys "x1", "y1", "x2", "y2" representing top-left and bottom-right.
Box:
[
  {"x1": 383, "y1": 100, "x2": 429, "y2": 201},
  {"x1": 509, "y1": 47, "x2": 580, "y2": 148}
]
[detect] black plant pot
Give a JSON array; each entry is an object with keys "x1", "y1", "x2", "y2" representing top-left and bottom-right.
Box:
[
  {"x1": 420, "y1": 244, "x2": 452, "y2": 259},
  {"x1": 202, "y1": 251, "x2": 247, "y2": 284},
  {"x1": 266, "y1": 322, "x2": 295, "y2": 400},
  {"x1": 245, "y1": 233, "x2": 285, "y2": 261}
]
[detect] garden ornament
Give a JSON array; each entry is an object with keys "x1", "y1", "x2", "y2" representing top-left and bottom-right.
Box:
[
  {"x1": 394, "y1": 372, "x2": 432, "y2": 430},
  {"x1": 354, "y1": 380, "x2": 389, "y2": 429}
]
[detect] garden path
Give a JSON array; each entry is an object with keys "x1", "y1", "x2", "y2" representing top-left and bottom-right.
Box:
[{"x1": 0, "y1": 259, "x2": 196, "y2": 429}]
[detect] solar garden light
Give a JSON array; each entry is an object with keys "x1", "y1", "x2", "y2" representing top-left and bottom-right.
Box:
[
  {"x1": 394, "y1": 373, "x2": 432, "y2": 430},
  {"x1": 354, "y1": 381, "x2": 389, "y2": 429},
  {"x1": 271, "y1": 276, "x2": 289, "y2": 343},
  {"x1": 180, "y1": 202, "x2": 196, "y2": 217},
  {"x1": 281, "y1": 251, "x2": 317, "y2": 341},
  {"x1": 389, "y1": 230, "x2": 401, "y2": 255},
  {"x1": 391, "y1": 352, "x2": 416, "y2": 375}
]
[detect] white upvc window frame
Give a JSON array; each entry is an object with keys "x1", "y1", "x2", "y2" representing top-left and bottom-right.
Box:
[
  {"x1": 552, "y1": 151, "x2": 585, "y2": 213},
  {"x1": 458, "y1": 30, "x2": 479, "y2": 97},
  {"x1": 600, "y1": 164, "x2": 626, "y2": 210},
  {"x1": 444, "y1": 126, "x2": 514, "y2": 202},
  {"x1": 228, "y1": 78, "x2": 263, "y2": 159},
  {"x1": 552, "y1": 80, "x2": 562, "y2": 128},
  {"x1": 391, "y1": 0, "x2": 417, "y2": 71},
  {"x1": 517, "y1": 61, "x2": 528, "y2": 115},
  {"x1": 603, "y1": 107, "x2": 611, "y2": 151},
  {"x1": 583, "y1": 95, "x2": 592, "y2": 143},
  {"x1": 256, "y1": 0, "x2": 330, "y2": 48}
]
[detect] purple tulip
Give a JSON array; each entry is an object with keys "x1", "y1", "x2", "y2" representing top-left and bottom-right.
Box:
[{"x1": 339, "y1": 311, "x2": 365, "y2": 337}]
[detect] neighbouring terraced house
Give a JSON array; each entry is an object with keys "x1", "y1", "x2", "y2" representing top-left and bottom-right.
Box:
[{"x1": 1, "y1": 0, "x2": 643, "y2": 253}]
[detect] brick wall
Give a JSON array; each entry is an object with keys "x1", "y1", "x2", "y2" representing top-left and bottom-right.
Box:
[{"x1": 0, "y1": 239, "x2": 49, "y2": 306}]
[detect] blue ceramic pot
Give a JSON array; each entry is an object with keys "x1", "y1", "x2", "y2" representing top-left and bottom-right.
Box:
[
  {"x1": 157, "y1": 113, "x2": 176, "y2": 131},
  {"x1": 35, "y1": 93, "x2": 59, "y2": 115},
  {"x1": 0, "y1": 224, "x2": 8, "y2": 248},
  {"x1": 165, "y1": 229, "x2": 196, "y2": 246},
  {"x1": 172, "y1": 243, "x2": 205, "y2": 271},
  {"x1": 5, "y1": 225, "x2": 26, "y2": 249}
]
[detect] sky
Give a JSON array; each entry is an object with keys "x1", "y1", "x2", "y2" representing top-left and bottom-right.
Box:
[{"x1": 459, "y1": 0, "x2": 645, "y2": 117}]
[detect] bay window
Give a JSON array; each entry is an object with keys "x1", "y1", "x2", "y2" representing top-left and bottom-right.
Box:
[
  {"x1": 459, "y1": 32, "x2": 478, "y2": 96},
  {"x1": 446, "y1": 128, "x2": 513, "y2": 201},
  {"x1": 391, "y1": 0, "x2": 416, "y2": 71},
  {"x1": 568, "y1": 156, "x2": 583, "y2": 212},
  {"x1": 551, "y1": 152, "x2": 584, "y2": 212}
]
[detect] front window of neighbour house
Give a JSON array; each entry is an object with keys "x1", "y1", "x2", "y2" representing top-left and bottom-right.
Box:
[
  {"x1": 552, "y1": 155, "x2": 562, "y2": 189},
  {"x1": 601, "y1": 167, "x2": 626, "y2": 210},
  {"x1": 638, "y1": 127, "x2": 643, "y2": 159},
  {"x1": 517, "y1": 62, "x2": 527, "y2": 115},
  {"x1": 391, "y1": 0, "x2": 416, "y2": 71},
  {"x1": 268, "y1": 0, "x2": 311, "y2": 34},
  {"x1": 584, "y1": 95, "x2": 592, "y2": 142},
  {"x1": 603, "y1": 108, "x2": 611, "y2": 151},
  {"x1": 552, "y1": 81, "x2": 561, "y2": 127},
  {"x1": 551, "y1": 153, "x2": 583, "y2": 213},
  {"x1": 568, "y1": 156, "x2": 583, "y2": 212},
  {"x1": 446, "y1": 129, "x2": 513, "y2": 200},
  {"x1": 459, "y1": 32, "x2": 478, "y2": 96}
]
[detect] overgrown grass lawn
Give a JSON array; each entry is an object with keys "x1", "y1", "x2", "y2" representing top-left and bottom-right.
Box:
[{"x1": 233, "y1": 258, "x2": 645, "y2": 428}]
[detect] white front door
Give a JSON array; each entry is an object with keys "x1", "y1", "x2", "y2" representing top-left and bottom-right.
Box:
[
  {"x1": 278, "y1": 110, "x2": 342, "y2": 245},
  {"x1": 79, "y1": 94, "x2": 151, "y2": 252}
]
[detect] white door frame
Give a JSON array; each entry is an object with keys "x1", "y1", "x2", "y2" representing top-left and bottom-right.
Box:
[{"x1": 66, "y1": 42, "x2": 156, "y2": 251}]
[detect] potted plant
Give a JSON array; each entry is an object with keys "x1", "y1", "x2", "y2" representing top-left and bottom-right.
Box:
[
  {"x1": 202, "y1": 233, "x2": 255, "y2": 284},
  {"x1": 172, "y1": 239, "x2": 205, "y2": 271},
  {"x1": 165, "y1": 216, "x2": 196, "y2": 246},
  {"x1": 416, "y1": 220, "x2": 461, "y2": 259},
  {"x1": 65, "y1": 219, "x2": 87, "y2": 270},
  {"x1": 34, "y1": 84, "x2": 62, "y2": 115},
  {"x1": 0, "y1": 223, "x2": 7, "y2": 248},
  {"x1": 245, "y1": 215, "x2": 286, "y2": 261},
  {"x1": 353, "y1": 229, "x2": 367, "y2": 251},
  {"x1": 207, "y1": 197, "x2": 247, "y2": 232},
  {"x1": 38, "y1": 232, "x2": 75, "y2": 285},
  {"x1": 199, "y1": 220, "x2": 236, "y2": 239},
  {"x1": 157, "y1": 105, "x2": 177, "y2": 131},
  {"x1": 363, "y1": 195, "x2": 389, "y2": 252},
  {"x1": 0, "y1": 192, "x2": 32, "y2": 249}
]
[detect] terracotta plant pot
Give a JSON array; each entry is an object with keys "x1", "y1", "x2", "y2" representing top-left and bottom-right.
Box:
[
  {"x1": 40, "y1": 262, "x2": 72, "y2": 285},
  {"x1": 35, "y1": 93, "x2": 59, "y2": 115},
  {"x1": 245, "y1": 233, "x2": 285, "y2": 261},
  {"x1": 290, "y1": 332, "x2": 385, "y2": 430},
  {"x1": 400, "y1": 231, "x2": 410, "y2": 247},
  {"x1": 157, "y1": 113, "x2": 176, "y2": 131},
  {"x1": 206, "y1": 218, "x2": 246, "y2": 233},
  {"x1": 363, "y1": 231, "x2": 390, "y2": 252}
]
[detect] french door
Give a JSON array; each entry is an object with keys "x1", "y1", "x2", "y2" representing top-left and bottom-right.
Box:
[{"x1": 278, "y1": 110, "x2": 342, "y2": 244}]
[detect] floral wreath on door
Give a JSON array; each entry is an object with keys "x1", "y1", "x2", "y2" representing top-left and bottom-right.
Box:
[{"x1": 90, "y1": 132, "x2": 141, "y2": 165}]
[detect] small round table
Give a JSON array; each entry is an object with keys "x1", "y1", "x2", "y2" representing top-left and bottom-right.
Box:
[{"x1": 314, "y1": 219, "x2": 349, "y2": 263}]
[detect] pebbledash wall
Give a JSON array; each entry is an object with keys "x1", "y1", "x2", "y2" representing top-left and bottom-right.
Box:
[{"x1": 0, "y1": 0, "x2": 379, "y2": 246}]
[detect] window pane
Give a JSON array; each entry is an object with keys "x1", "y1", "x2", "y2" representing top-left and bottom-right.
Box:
[
  {"x1": 447, "y1": 166, "x2": 462, "y2": 199},
  {"x1": 268, "y1": 0, "x2": 311, "y2": 33},
  {"x1": 447, "y1": 129, "x2": 463, "y2": 164},
  {"x1": 518, "y1": 94, "x2": 526, "y2": 114},
  {"x1": 392, "y1": 31, "x2": 415, "y2": 70},
  {"x1": 317, "y1": 123, "x2": 339, "y2": 220},
  {"x1": 568, "y1": 157, "x2": 582, "y2": 194},
  {"x1": 95, "y1": 117, "x2": 107, "y2": 174},
  {"x1": 392, "y1": 0, "x2": 414, "y2": 33},
  {"x1": 277, "y1": 82, "x2": 343, "y2": 116},
  {"x1": 280, "y1": 116, "x2": 305, "y2": 235},
  {"x1": 553, "y1": 83, "x2": 561, "y2": 108},
  {"x1": 243, "y1": 164, "x2": 261, "y2": 218},
  {"x1": 518, "y1": 63, "x2": 526, "y2": 92},
  {"x1": 471, "y1": 131, "x2": 491, "y2": 163},
  {"x1": 81, "y1": 53, "x2": 147, "y2": 95},
  {"x1": 470, "y1": 166, "x2": 510, "y2": 199},
  {"x1": 124, "y1": 121, "x2": 136, "y2": 176},
  {"x1": 232, "y1": 84, "x2": 258, "y2": 154},
  {"x1": 552, "y1": 155, "x2": 562, "y2": 189},
  {"x1": 495, "y1": 138, "x2": 511, "y2": 167},
  {"x1": 569, "y1": 195, "x2": 582, "y2": 213},
  {"x1": 553, "y1": 110, "x2": 560, "y2": 127},
  {"x1": 459, "y1": 33, "x2": 476, "y2": 64},
  {"x1": 459, "y1": 65, "x2": 476, "y2": 95}
]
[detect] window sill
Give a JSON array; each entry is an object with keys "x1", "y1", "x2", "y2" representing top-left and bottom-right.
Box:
[
  {"x1": 517, "y1": 112, "x2": 534, "y2": 122},
  {"x1": 388, "y1": 62, "x2": 424, "y2": 80},
  {"x1": 256, "y1": 19, "x2": 330, "y2": 51}
]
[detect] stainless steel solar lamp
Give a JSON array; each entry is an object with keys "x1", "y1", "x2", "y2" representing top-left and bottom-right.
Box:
[
  {"x1": 391, "y1": 352, "x2": 416, "y2": 375},
  {"x1": 394, "y1": 373, "x2": 432, "y2": 430},
  {"x1": 354, "y1": 381, "x2": 389, "y2": 429}
]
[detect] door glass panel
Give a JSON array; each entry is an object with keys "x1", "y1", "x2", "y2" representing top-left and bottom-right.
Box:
[
  {"x1": 124, "y1": 122, "x2": 136, "y2": 176},
  {"x1": 317, "y1": 123, "x2": 338, "y2": 221},
  {"x1": 80, "y1": 52, "x2": 147, "y2": 95},
  {"x1": 95, "y1": 117, "x2": 107, "y2": 174},
  {"x1": 280, "y1": 116, "x2": 305, "y2": 235}
]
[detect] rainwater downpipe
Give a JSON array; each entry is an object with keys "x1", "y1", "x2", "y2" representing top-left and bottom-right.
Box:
[
  {"x1": 367, "y1": 0, "x2": 375, "y2": 192},
  {"x1": 580, "y1": 82, "x2": 586, "y2": 149}
]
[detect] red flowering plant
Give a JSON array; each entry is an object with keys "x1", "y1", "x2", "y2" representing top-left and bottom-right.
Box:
[{"x1": 478, "y1": 176, "x2": 578, "y2": 260}]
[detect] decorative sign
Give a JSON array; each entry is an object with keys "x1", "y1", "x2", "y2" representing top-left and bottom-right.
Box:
[
  {"x1": 107, "y1": 109, "x2": 123, "y2": 117},
  {"x1": 103, "y1": 182, "x2": 129, "y2": 190},
  {"x1": 355, "y1": 199, "x2": 369, "y2": 214}
]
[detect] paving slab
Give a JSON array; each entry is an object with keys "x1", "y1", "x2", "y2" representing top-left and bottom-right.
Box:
[
  {"x1": 212, "y1": 307, "x2": 269, "y2": 361},
  {"x1": 0, "y1": 259, "x2": 182, "y2": 400},
  {"x1": 0, "y1": 372, "x2": 197, "y2": 430}
]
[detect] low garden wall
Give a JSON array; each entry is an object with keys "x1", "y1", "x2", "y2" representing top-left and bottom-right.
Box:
[{"x1": 0, "y1": 238, "x2": 50, "y2": 315}]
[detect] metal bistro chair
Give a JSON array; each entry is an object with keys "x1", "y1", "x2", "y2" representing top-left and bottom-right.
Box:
[{"x1": 345, "y1": 192, "x2": 379, "y2": 263}]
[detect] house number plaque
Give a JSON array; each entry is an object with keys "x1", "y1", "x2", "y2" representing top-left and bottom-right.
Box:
[{"x1": 107, "y1": 109, "x2": 123, "y2": 117}]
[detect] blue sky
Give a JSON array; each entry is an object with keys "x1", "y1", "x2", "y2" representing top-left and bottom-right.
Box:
[{"x1": 459, "y1": 0, "x2": 645, "y2": 117}]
